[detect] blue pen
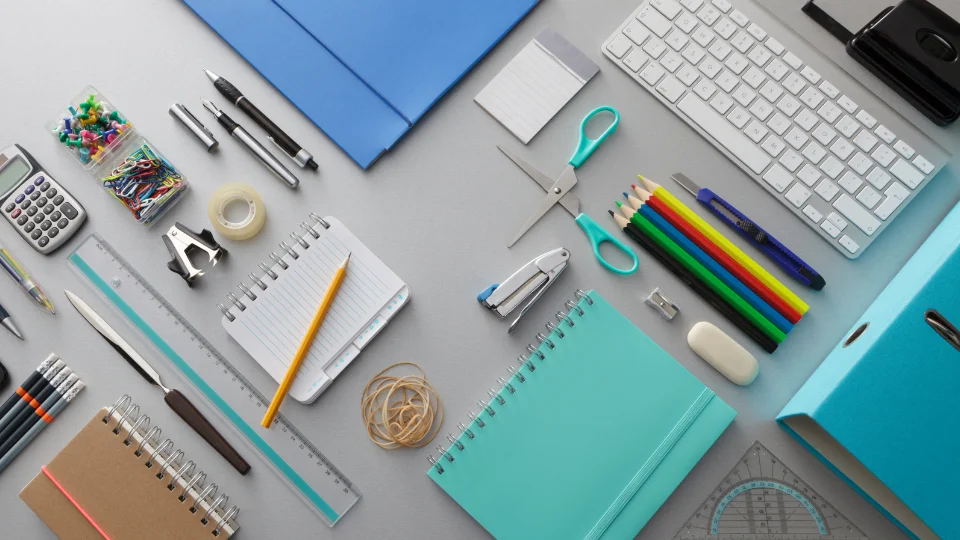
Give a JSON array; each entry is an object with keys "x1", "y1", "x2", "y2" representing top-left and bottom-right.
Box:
[
  {"x1": 626, "y1": 194, "x2": 794, "y2": 334},
  {"x1": 670, "y1": 173, "x2": 826, "y2": 291}
]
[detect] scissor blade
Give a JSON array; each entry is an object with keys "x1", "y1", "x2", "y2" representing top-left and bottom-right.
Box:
[
  {"x1": 508, "y1": 190, "x2": 563, "y2": 247},
  {"x1": 499, "y1": 145, "x2": 581, "y2": 217}
]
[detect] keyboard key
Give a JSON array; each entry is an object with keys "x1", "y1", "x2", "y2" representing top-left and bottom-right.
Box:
[
  {"x1": 692, "y1": 26, "x2": 716, "y2": 47},
  {"x1": 856, "y1": 186, "x2": 882, "y2": 209},
  {"x1": 747, "y1": 44, "x2": 771, "y2": 67},
  {"x1": 866, "y1": 168, "x2": 892, "y2": 190},
  {"x1": 890, "y1": 158, "x2": 923, "y2": 188},
  {"x1": 794, "y1": 108, "x2": 818, "y2": 131},
  {"x1": 638, "y1": 6, "x2": 673, "y2": 37},
  {"x1": 834, "y1": 194, "x2": 880, "y2": 234},
  {"x1": 820, "y1": 219, "x2": 841, "y2": 238},
  {"x1": 708, "y1": 40, "x2": 732, "y2": 61},
  {"x1": 607, "y1": 35, "x2": 632, "y2": 58},
  {"x1": 803, "y1": 204, "x2": 823, "y2": 222},
  {"x1": 893, "y1": 140, "x2": 915, "y2": 159},
  {"x1": 874, "y1": 182, "x2": 909, "y2": 219},
  {"x1": 779, "y1": 149, "x2": 803, "y2": 172},
  {"x1": 749, "y1": 98, "x2": 774, "y2": 121},
  {"x1": 623, "y1": 49, "x2": 648, "y2": 72},
  {"x1": 732, "y1": 84, "x2": 756, "y2": 106},
  {"x1": 644, "y1": 38, "x2": 667, "y2": 58},
  {"x1": 712, "y1": 0, "x2": 732, "y2": 12},
  {"x1": 744, "y1": 120, "x2": 769, "y2": 142},
  {"x1": 776, "y1": 95, "x2": 800, "y2": 116},
  {"x1": 819, "y1": 80, "x2": 839, "y2": 99},
  {"x1": 783, "y1": 51, "x2": 802, "y2": 69},
  {"x1": 800, "y1": 66, "x2": 821, "y2": 84},
  {"x1": 677, "y1": 94, "x2": 771, "y2": 174},
  {"x1": 783, "y1": 72, "x2": 806, "y2": 95},
  {"x1": 838, "y1": 171, "x2": 863, "y2": 193},
  {"x1": 838, "y1": 235, "x2": 859, "y2": 254},
  {"x1": 765, "y1": 38, "x2": 785, "y2": 56},
  {"x1": 710, "y1": 93, "x2": 734, "y2": 114},
  {"x1": 913, "y1": 155, "x2": 934, "y2": 175},
  {"x1": 855, "y1": 109, "x2": 876, "y2": 128},
  {"x1": 680, "y1": 0, "x2": 704, "y2": 10},
  {"x1": 676, "y1": 11, "x2": 699, "y2": 33},
  {"x1": 801, "y1": 142, "x2": 826, "y2": 164},
  {"x1": 785, "y1": 183, "x2": 811, "y2": 207},
  {"x1": 715, "y1": 18, "x2": 737, "y2": 39},
  {"x1": 727, "y1": 106, "x2": 750, "y2": 128},
  {"x1": 742, "y1": 66, "x2": 765, "y2": 88},
  {"x1": 676, "y1": 64, "x2": 700, "y2": 86},
  {"x1": 640, "y1": 62, "x2": 666, "y2": 85},
  {"x1": 827, "y1": 212, "x2": 848, "y2": 231},
  {"x1": 682, "y1": 44, "x2": 706, "y2": 64},
  {"x1": 731, "y1": 32, "x2": 754, "y2": 53},
  {"x1": 853, "y1": 131, "x2": 878, "y2": 152},
  {"x1": 665, "y1": 29, "x2": 690, "y2": 50},
  {"x1": 829, "y1": 138, "x2": 854, "y2": 160},
  {"x1": 874, "y1": 124, "x2": 895, "y2": 144},
  {"x1": 762, "y1": 164, "x2": 792, "y2": 192},
  {"x1": 698, "y1": 56, "x2": 722, "y2": 78},
  {"x1": 848, "y1": 152, "x2": 873, "y2": 175},
  {"x1": 812, "y1": 122, "x2": 836, "y2": 145},
  {"x1": 651, "y1": 0, "x2": 683, "y2": 19},
  {"x1": 837, "y1": 95, "x2": 858, "y2": 113},
  {"x1": 660, "y1": 52, "x2": 684, "y2": 72},
  {"x1": 870, "y1": 144, "x2": 895, "y2": 168},
  {"x1": 799, "y1": 87, "x2": 824, "y2": 109},
  {"x1": 724, "y1": 53, "x2": 749, "y2": 74},
  {"x1": 784, "y1": 127, "x2": 808, "y2": 149},
  {"x1": 764, "y1": 58, "x2": 788, "y2": 81},
  {"x1": 766, "y1": 112, "x2": 790, "y2": 135},
  {"x1": 730, "y1": 9, "x2": 749, "y2": 26},
  {"x1": 759, "y1": 80, "x2": 784, "y2": 103},
  {"x1": 623, "y1": 20, "x2": 652, "y2": 45},
  {"x1": 747, "y1": 23, "x2": 767, "y2": 41},
  {"x1": 817, "y1": 101, "x2": 841, "y2": 123},
  {"x1": 693, "y1": 79, "x2": 717, "y2": 99},
  {"x1": 835, "y1": 115, "x2": 859, "y2": 138},
  {"x1": 716, "y1": 70, "x2": 739, "y2": 92},
  {"x1": 698, "y1": 5, "x2": 721, "y2": 25},
  {"x1": 819, "y1": 156, "x2": 844, "y2": 179},
  {"x1": 761, "y1": 136, "x2": 786, "y2": 157},
  {"x1": 797, "y1": 163, "x2": 822, "y2": 186}
]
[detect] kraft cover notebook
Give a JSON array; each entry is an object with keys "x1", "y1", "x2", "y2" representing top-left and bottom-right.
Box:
[
  {"x1": 20, "y1": 397, "x2": 239, "y2": 540},
  {"x1": 428, "y1": 290, "x2": 736, "y2": 539},
  {"x1": 180, "y1": 0, "x2": 541, "y2": 168}
]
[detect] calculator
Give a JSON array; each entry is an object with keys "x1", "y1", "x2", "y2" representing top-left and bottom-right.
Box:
[{"x1": 0, "y1": 144, "x2": 86, "y2": 254}]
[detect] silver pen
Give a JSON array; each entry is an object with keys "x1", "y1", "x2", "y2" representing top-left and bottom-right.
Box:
[{"x1": 201, "y1": 98, "x2": 300, "y2": 188}]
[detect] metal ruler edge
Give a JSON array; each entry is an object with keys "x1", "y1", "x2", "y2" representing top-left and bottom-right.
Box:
[{"x1": 68, "y1": 234, "x2": 360, "y2": 526}]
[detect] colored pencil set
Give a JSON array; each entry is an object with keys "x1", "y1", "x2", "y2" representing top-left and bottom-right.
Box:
[
  {"x1": 610, "y1": 176, "x2": 809, "y2": 353},
  {"x1": 0, "y1": 354, "x2": 84, "y2": 474}
]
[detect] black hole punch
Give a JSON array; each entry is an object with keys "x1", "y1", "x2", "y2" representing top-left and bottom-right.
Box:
[{"x1": 842, "y1": 322, "x2": 869, "y2": 347}]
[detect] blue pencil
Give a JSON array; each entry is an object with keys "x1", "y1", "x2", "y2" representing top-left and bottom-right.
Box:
[{"x1": 625, "y1": 194, "x2": 794, "y2": 334}]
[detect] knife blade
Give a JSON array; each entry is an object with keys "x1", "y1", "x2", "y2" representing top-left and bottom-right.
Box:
[{"x1": 64, "y1": 290, "x2": 251, "y2": 475}]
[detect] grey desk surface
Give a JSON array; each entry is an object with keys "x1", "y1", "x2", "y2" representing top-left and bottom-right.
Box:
[{"x1": 2, "y1": 0, "x2": 957, "y2": 538}]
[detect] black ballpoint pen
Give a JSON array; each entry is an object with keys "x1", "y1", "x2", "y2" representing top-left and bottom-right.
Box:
[
  {"x1": 0, "y1": 300, "x2": 22, "y2": 339},
  {"x1": 204, "y1": 69, "x2": 318, "y2": 170}
]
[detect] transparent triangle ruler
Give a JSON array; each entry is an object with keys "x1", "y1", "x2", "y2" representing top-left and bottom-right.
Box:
[
  {"x1": 68, "y1": 234, "x2": 360, "y2": 526},
  {"x1": 673, "y1": 441, "x2": 868, "y2": 539}
]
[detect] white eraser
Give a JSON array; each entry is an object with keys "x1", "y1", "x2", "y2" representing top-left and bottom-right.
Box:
[{"x1": 687, "y1": 322, "x2": 759, "y2": 386}]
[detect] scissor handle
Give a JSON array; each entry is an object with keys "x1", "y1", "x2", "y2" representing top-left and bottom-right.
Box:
[
  {"x1": 569, "y1": 106, "x2": 620, "y2": 168},
  {"x1": 575, "y1": 213, "x2": 638, "y2": 275}
]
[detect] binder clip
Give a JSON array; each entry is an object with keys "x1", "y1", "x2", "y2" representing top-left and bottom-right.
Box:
[
  {"x1": 162, "y1": 222, "x2": 227, "y2": 284},
  {"x1": 477, "y1": 247, "x2": 569, "y2": 333}
]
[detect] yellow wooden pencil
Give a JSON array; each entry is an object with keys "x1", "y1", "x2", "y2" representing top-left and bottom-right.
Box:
[
  {"x1": 261, "y1": 252, "x2": 351, "y2": 427},
  {"x1": 636, "y1": 176, "x2": 808, "y2": 315}
]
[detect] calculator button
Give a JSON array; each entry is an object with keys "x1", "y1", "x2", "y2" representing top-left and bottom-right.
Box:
[
  {"x1": 61, "y1": 202, "x2": 78, "y2": 220},
  {"x1": 47, "y1": 188, "x2": 58, "y2": 198},
  {"x1": 14, "y1": 194, "x2": 24, "y2": 204},
  {"x1": 50, "y1": 211, "x2": 62, "y2": 221},
  {"x1": 23, "y1": 222, "x2": 34, "y2": 233},
  {"x1": 36, "y1": 197, "x2": 47, "y2": 207},
  {"x1": 30, "y1": 191, "x2": 40, "y2": 201},
  {"x1": 4, "y1": 203, "x2": 14, "y2": 213},
  {"x1": 24, "y1": 185, "x2": 34, "y2": 195},
  {"x1": 11, "y1": 208, "x2": 21, "y2": 219},
  {"x1": 43, "y1": 204, "x2": 54, "y2": 214},
  {"x1": 19, "y1": 200, "x2": 30, "y2": 210},
  {"x1": 26, "y1": 206, "x2": 37, "y2": 217},
  {"x1": 34, "y1": 176, "x2": 45, "y2": 186},
  {"x1": 16, "y1": 215, "x2": 27, "y2": 226},
  {"x1": 37, "y1": 236, "x2": 49, "y2": 248},
  {"x1": 33, "y1": 214, "x2": 43, "y2": 224},
  {"x1": 40, "y1": 220, "x2": 51, "y2": 231},
  {"x1": 30, "y1": 229, "x2": 41, "y2": 240},
  {"x1": 52, "y1": 195, "x2": 64, "y2": 205},
  {"x1": 39, "y1": 182, "x2": 49, "y2": 192},
  {"x1": 48, "y1": 227, "x2": 59, "y2": 238},
  {"x1": 57, "y1": 218, "x2": 68, "y2": 229}
]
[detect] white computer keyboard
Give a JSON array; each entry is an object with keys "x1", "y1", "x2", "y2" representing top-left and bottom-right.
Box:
[{"x1": 603, "y1": 0, "x2": 951, "y2": 259}]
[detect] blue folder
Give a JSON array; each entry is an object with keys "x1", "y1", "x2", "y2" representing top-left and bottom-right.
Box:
[{"x1": 181, "y1": 0, "x2": 540, "y2": 168}]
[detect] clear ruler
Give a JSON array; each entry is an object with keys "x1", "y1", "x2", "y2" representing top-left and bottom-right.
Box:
[
  {"x1": 68, "y1": 234, "x2": 360, "y2": 526},
  {"x1": 673, "y1": 441, "x2": 868, "y2": 539}
]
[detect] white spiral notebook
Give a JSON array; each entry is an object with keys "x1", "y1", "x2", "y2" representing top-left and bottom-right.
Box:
[{"x1": 219, "y1": 213, "x2": 409, "y2": 404}]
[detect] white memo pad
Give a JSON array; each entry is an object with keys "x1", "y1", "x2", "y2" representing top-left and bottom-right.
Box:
[{"x1": 475, "y1": 28, "x2": 600, "y2": 144}]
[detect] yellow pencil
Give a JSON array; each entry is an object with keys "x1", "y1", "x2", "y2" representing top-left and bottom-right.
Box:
[
  {"x1": 637, "y1": 175, "x2": 809, "y2": 315},
  {"x1": 261, "y1": 252, "x2": 351, "y2": 427}
]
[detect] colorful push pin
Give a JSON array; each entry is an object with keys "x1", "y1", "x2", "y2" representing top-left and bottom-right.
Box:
[{"x1": 79, "y1": 147, "x2": 91, "y2": 163}]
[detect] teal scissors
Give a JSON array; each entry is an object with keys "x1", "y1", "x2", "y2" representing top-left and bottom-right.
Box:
[{"x1": 500, "y1": 106, "x2": 639, "y2": 275}]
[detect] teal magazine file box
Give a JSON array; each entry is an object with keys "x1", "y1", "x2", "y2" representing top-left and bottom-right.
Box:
[
  {"x1": 778, "y1": 201, "x2": 960, "y2": 540},
  {"x1": 428, "y1": 290, "x2": 736, "y2": 539}
]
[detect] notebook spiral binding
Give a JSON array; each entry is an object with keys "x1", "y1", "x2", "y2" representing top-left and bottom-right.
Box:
[
  {"x1": 427, "y1": 289, "x2": 593, "y2": 474},
  {"x1": 103, "y1": 395, "x2": 240, "y2": 537},
  {"x1": 218, "y1": 213, "x2": 330, "y2": 322}
]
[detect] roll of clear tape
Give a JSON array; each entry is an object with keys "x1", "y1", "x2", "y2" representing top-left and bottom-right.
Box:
[{"x1": 207, "y1": 183, "x2": 266, "y2": 241}]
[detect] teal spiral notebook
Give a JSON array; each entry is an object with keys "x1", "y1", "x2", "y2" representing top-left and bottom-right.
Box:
[{"x1": 427, "y1": 290, "x2": 736, "y2": 539}]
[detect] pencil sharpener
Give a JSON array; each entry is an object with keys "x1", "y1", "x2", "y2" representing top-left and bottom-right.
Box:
[{"x1": 645, "y1": 288, "x2": 679, "y2": 321}]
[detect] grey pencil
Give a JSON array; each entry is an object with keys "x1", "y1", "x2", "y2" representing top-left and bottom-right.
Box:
[
  {"x1": 0, "y1": 359, "x2": 65, "y2": 433},
  {"x1": 0, "y1": 380, "x2": 84, "y2": 474},
  {"x1": 0, "y1": 373, "x2": 78, "y2": 457}
]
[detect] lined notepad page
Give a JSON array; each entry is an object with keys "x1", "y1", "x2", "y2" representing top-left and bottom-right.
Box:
[
  {"x1": 475, "y1": 28, "x2": 599, "y2": 144},
  {"x1": 223, "y1": 218, "x2": 405, "y2": 402}
]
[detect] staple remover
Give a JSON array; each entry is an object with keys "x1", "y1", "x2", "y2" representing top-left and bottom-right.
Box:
[
  {"x1": 477, "y1": 247, "x2": 569, "y2": 333},
  {"x1": 163, "y1": 222, "x2": 228, "y2": 284}
]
